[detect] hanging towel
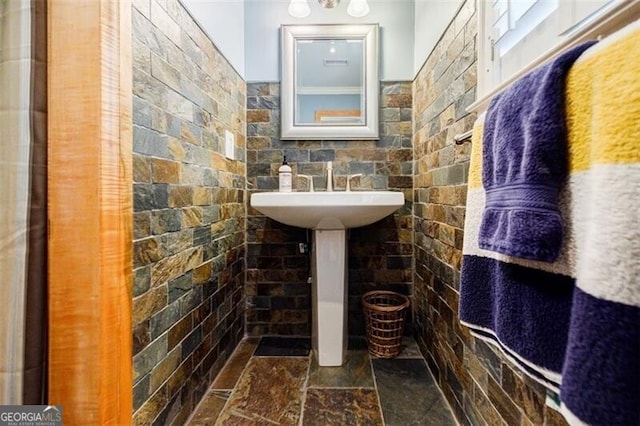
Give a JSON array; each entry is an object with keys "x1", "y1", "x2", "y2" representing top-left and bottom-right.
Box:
[
  {"x1": 460, "y1": 20, "x2": 640, "y2": 426},
  {"x1": 559, "y1": 21, "x2": 640, "y2": 426},
  {"x1": 480, "y1": 41, "x2": 596, "y2": 262},
  {"x1": 459, "y1": 115, "x2": 575, "y2": 393}
]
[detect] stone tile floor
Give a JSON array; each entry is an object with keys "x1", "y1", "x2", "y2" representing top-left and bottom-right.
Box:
[{"x1": 187, "y1": 336, "x2": 457, "y2": 425}]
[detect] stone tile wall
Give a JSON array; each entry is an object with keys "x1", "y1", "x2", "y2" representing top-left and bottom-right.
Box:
[
  {"x1": 412, "y1": 1, "x2": 568, "y2": 425},
  {"x1": 246, "y1": 82, "x2": 414, "y2": 336},
  {"x1": 131, "y1": 0, "x2": 246, "y2": 423}
]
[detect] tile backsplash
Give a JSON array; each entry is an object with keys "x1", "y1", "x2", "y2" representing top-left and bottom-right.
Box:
[{"x1": 246, "y1": 81, "x2": 414, "y2": 336}]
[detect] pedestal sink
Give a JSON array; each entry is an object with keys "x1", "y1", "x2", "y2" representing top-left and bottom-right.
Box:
[{"x1": 250, "y1": 191, "x2": 405, "y2": 366}]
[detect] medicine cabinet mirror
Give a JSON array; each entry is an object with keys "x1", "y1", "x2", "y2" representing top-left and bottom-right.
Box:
[{"x1": 281, "y1": 24, "x2": 379, "y2": 140}]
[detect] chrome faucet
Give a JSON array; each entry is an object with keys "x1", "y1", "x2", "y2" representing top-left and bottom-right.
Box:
[{"x1": 326, "y1": 161, "x2": 333, "y2": 192}]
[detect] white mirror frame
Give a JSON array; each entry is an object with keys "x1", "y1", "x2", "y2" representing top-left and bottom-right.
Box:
[{"x1": 281, "y1": 24, "x2": 379, "y2": 140}]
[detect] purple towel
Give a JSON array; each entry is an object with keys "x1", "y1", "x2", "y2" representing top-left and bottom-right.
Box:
[{"x1": 479, "y1": 41, "x2": 597, "y2": 262}]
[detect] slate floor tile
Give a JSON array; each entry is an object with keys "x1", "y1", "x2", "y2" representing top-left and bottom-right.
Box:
[
  {"x1": 307, "y1": 340, "x2": 374, "y2": 388},
  {"x1": 211, "y1": 338, "x2": 258, "y2": 390},
  {"x1": 302, "y1": 388, "x2": 383, "y2": 426},
  {"x1": 215, "y1": 357, "x2": 309, "y2": 425},
  {"x1": 187, "y1": 390, "x2": 230, "y2": 425},
  {"x1": 395, "y1": 336, "x2": 423, "y2": 359},
  {"x1": 189, "y1": 336, "x2": 457, "y2": 425},
  {"x1": 372, "y1": 358, "x2": 456, "y2": 425}
]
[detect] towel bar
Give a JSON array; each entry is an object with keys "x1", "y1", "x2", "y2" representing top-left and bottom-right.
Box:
[{"x1": 454, "y1": 129, "x2": 473, "y2": 144}]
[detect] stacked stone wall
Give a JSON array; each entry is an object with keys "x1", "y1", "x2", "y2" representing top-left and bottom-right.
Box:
[
  {"x1": 131, "y1": 0, "x2": 247, "y2": 423},
  {"x1": 412, "y1": 1, "x2": 568, "y2": 424}
]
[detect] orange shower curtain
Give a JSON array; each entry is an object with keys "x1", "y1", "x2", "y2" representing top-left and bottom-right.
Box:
[{"x1": 0, "y1": 0, "x2": 48, "y2": 404}]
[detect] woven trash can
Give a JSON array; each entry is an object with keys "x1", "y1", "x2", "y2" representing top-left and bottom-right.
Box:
[{"x1": 362, "y1": 290, "x2": 410, "y2": 358}]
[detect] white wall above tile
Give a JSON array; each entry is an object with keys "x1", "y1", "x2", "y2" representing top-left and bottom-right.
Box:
[
  {"x1": 182, "y1": 0, "x2": 246, "y2": 77},
  {"x1": 181, "y1": 0, "x2": 462, "y2": 82},
  {"x1": 244, "y1": 0, "x2": 415, "y2": 82}
]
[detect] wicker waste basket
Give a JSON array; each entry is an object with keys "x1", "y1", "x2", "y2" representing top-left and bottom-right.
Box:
[{"x1": 362, "y1": 290, "x2": 410, "y2": 358}]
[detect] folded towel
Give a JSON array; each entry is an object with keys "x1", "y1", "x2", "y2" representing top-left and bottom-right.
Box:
[{"x1": 480, "y1": 41, "x2": 597, "y2": 262}]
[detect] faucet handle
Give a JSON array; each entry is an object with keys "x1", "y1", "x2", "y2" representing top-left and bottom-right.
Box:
[
  {"x1": 298, "y1": 174, "x2": 314, "y2": 192},
  {"x1": 346, "y1": 174, "x2": 363, "y2": 191}
]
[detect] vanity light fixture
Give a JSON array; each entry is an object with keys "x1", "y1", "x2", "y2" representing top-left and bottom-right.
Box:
[
  {"x1": 346, "y1": 0, "x2": 370, "y2": 18},
  {"x1": 287, "y1": 0, "x2": 370, "y2": 18},
  {"x1": 288, "y1": 0, "x2": 311, "y2": 18}
]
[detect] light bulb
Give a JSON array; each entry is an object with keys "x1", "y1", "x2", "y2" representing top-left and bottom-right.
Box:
[
  {"x1": 347, "y1": 0, "x2": 369, "y2": 17},
  {"x1": 288, "y1": 0, "x2": 311, "y2": 18}
]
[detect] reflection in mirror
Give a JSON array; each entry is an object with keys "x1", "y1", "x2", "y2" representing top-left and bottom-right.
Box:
[
  {"x1": 295, "y1": 38, "x2": 364, "y2": 125},
  {"x1": 281, "y1": 25, "x2": 379, "y2": 140}
]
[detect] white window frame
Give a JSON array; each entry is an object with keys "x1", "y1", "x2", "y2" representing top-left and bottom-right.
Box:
[{"x1": 471, "y1": 0, "x2": 640, "y2": 113}]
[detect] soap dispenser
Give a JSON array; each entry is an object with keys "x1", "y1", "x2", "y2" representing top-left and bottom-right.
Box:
[{"x1": 279, "y1": 156, "x2": 292, "y2": 192}]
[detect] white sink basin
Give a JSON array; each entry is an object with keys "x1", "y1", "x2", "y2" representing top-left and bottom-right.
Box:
[{"x1": 250, "y1": 191, "x2": 405, "y2": 230}]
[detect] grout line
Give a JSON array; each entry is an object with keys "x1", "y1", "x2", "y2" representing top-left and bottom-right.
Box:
[
  {"x1": 251, "y1": 354, "x2": 310, "y2": 357},
  {"x1": 305, "y1": 385, "x2": 377, "y2": 390},
  {"x1": 369, "y1": 348, "x2": 387, "y2": 426},
  {"x1": 184, "y1": 342, "x2": 249, "y2": 426},
  {"x1": 209, "y1": 337, "x2": 265, "y2": 424},
  {"x1": 184, "y1": 389, "x2": 210, "y2": 425},
  {"x1": 297, "y1": 352, "x2": 313, "y2": 426},
  {"x1": 423, "y1": 363, "x2": 462, "y2": 426},
  {"x1": 412, "y1": 336, "x2": 461, "y2": 426}
]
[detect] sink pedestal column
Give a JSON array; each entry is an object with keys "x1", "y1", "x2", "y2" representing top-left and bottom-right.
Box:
[{"x1": 311, "y1": 229, "x2": 348, "y2": 366}]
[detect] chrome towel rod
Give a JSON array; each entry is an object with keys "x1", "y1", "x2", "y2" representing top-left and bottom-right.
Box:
[{"x1": 454, "y1": 129, "x2": 473, "y2": 144}]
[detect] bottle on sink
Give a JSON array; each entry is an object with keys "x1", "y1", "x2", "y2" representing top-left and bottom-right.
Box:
[{"x1": 279, "y1": 156, "x2": 292, "y2": 192}]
